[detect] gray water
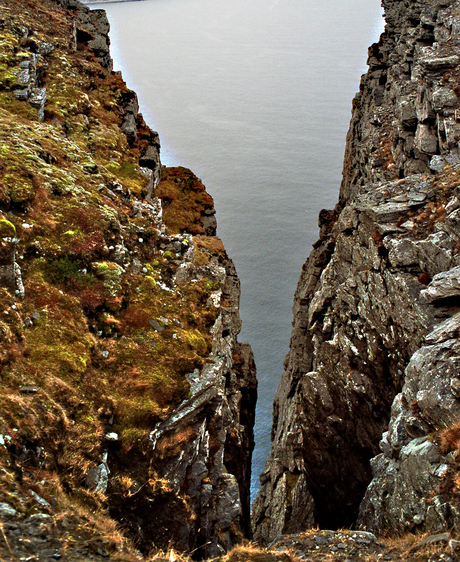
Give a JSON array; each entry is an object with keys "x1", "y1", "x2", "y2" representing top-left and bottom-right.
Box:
[{"x1": 90, "y1": 0, "x2": 384, "y2": 500}]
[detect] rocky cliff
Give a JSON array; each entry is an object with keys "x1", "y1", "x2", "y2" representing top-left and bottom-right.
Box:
[
  {"x1": 0, "y1": 0, "x2": 256, "y2": 559},
  {"x1": 253, "y1": 0, "x2": 460, "y2": 543}
]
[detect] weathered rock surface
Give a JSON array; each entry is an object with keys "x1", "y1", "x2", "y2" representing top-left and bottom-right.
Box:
[
  {"x1": 110, "y1": 246, "x2": 257, "y2": 558},
  {"x1": 253, "y1": 0, "x2": 460, "y2": 543}
]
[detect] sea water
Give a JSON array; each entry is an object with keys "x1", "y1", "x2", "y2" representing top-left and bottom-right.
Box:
[{"x1": 89, "y1": 0, "x2": 384, "y2": 499}]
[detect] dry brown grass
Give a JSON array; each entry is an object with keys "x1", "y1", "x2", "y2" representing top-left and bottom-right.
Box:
[
  {"x1": 156, "y1": 167, "x2": 215, "y2": 234},
  {"x1": 439, "y1": 421, "x2": 460, "y2": 453},
  {"x1": 223, "y1": 543, "x2": 301, "y2": 562},
  {"x1": 155, "y1": 427, "x2": 197, "y2": 460},
  {"x1": 194, "y1": 235, "x2": 226, "y2": 257}
]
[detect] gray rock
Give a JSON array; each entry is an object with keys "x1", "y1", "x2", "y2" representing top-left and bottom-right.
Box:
[
  {"x1": 0, "y1": 503, "x2": 17, "y2": 519},
  {"x1": 29, "y1": 87, "x2": 46, "y2": 110},
  {"x1": 29, "y1": 490, "x2": 51, "y2": 508},
  {"x1": 13, "y1": 88, "x2": 29, "y2": 101},
  {"x1": 410, "y1": 533, "x2": 451, "y2": 551},
  {"x1": 420, "y1": 55, "x2": 460, "y2": 71},
  {"x1": 431, "y1": 87, "x2": 458, "y2": 111},
  {"x1": 86, "y1": 462, "x2": 109, "y2": 493},
  {"x1": 420, "y1": 266, "x2": 460, "y2": 303},
  {"x1": 120, "y1": 113, "x2": 136, "y2": 140},
  {"x1": 139, "y1": 144, "x2": 161, "y2": 172},
  {"x1": 399, "y1": 99, "x2": 418, "y2": 129},
  {"x1": 425, "y1": 313, "x2": 460, "y2": 345},
  {"x1": 216, "y1": 474, "x2": 242, "y2": 529},
  {"x1": 20, "y1": 386, "x2": 39, "y2": 394},
  {"x1": 315, "y1": 537, "x2": 328, "y2": 546},
  {"x1": 104, "y1": 432, "x2": 118, "y2": 441},
  {"x1": 0, "y1": 239, "x2": 19, "y2": 295},
  {"x1": 359, "y1": 320, "x2": 460, "y2": 533},
  {"x1": 415, "y1": 123, "x2": 438, "y2": 154},
  {"x1": 430, "y1": 155, "x2": 447, "y2": 173},
  {"x1": 36, "y1": 41, "x2": 54, "y2": 56},
  {"x1": 201, "y1": 213, "x2": 217, "y2": 236},
  {"x1": 148, "y1": 319, "x2": 164, "y2": 332}
]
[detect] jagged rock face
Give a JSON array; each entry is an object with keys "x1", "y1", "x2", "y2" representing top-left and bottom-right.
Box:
[
  {"x1": 109, "y1": 253, "x2": 257, "y2": 558},
  {"x1": 0, "y1": 0, "x2": 256, "y2": 559},
  {"x1": 253, "y1": 0, "x2": 460, "y2": 542}
]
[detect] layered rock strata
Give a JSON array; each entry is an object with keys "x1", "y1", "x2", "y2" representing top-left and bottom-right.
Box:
[
  {"x1": 253, "y1": 0, "x2": 460, "y2": 542},
  {"x1": 0, "y1": 0, "x2": 255, "y2": 559}
]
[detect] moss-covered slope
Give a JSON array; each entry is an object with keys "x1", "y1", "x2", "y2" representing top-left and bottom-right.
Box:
[{"x1": 0, "y1": 0, "x2": 256, "y2": 559}]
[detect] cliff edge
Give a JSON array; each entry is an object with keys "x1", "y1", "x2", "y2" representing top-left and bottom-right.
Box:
[
  {"x1": 0, "y1": 0, "x2": 256, "y2": 559},
  {"x1": 253, "y1": 0, "x2": 460, "y2": 542}
]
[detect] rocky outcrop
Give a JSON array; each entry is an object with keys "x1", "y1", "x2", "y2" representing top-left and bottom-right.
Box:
[
  {"x1": 63, "y1": 0, "x2": 113, "y2": 71},
  {"x1": 108, "y1": 231, "x2": 257, "y2": 558},
  {"x1": 0, "y1": 0, "x2": 255, "y2": 559},
  {"x1": 253, "y1": 0, "x2": 460, "y2": 543},
  {"x1": 0, "y1": 222, "x2": 23, "y2": 298}
]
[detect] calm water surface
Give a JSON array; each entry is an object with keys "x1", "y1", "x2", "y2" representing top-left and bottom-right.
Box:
[{"x1": 90, "y1": 0, "x2": 384, "y2": 499}]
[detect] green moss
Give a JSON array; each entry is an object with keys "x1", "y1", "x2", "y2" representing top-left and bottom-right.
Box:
[
  {"x1": 183, "y1": 330, "x2": 208, "y2": 355},
  {"x1": 49, "y1": 176, "x2": 76, "y2": 195},
  {"x1": 144, "y1": 276, "x2": 156, "y2": 288},
  {"x1": 0, "y1": 219, "x2": 16, "y2": 238},
  {"x1": 62, "y1": 228, "x2": 83, "y2": 238},
  {"x1": 118, "y1": 162, "x2": 139, "y2": 179},
  {"x1": 94, "y1": 262, "x2": 124, "y2": 297},
  {"x1": 3, "y1": 172, "x2": 34, "y2": 203},
  {"x1": 0, "y1": 71, "x2": 19, "y2": 89},
  {"x1": 83, "y1": 161, "x2": 98, "y2": 174},
  {"x1": 0, "y1": 31, "x2": 19, "y2": 52},
  {"x1": 105, "y1": 161, "x2": 120, "y2": 175},
  {"x1": 20, "y1": 275, "x2": 95, "y2": 381},
  {"x1": 156, "y1": 167, "x2": 215, "y2": 234},
  {"x1": 119, "y1": 427, "x2": 150, "y2": 451},
  {"x1": 46, "y1": 257, "x2": 81, "y2": 284}
]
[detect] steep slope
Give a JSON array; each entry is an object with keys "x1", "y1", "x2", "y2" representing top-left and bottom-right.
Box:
[
  {"x1": 253, "y1": 0, "x2": 460, "y2": 542},
  {"x1": 0, "y1": 0, "x2": 256, "y2": 559}
]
